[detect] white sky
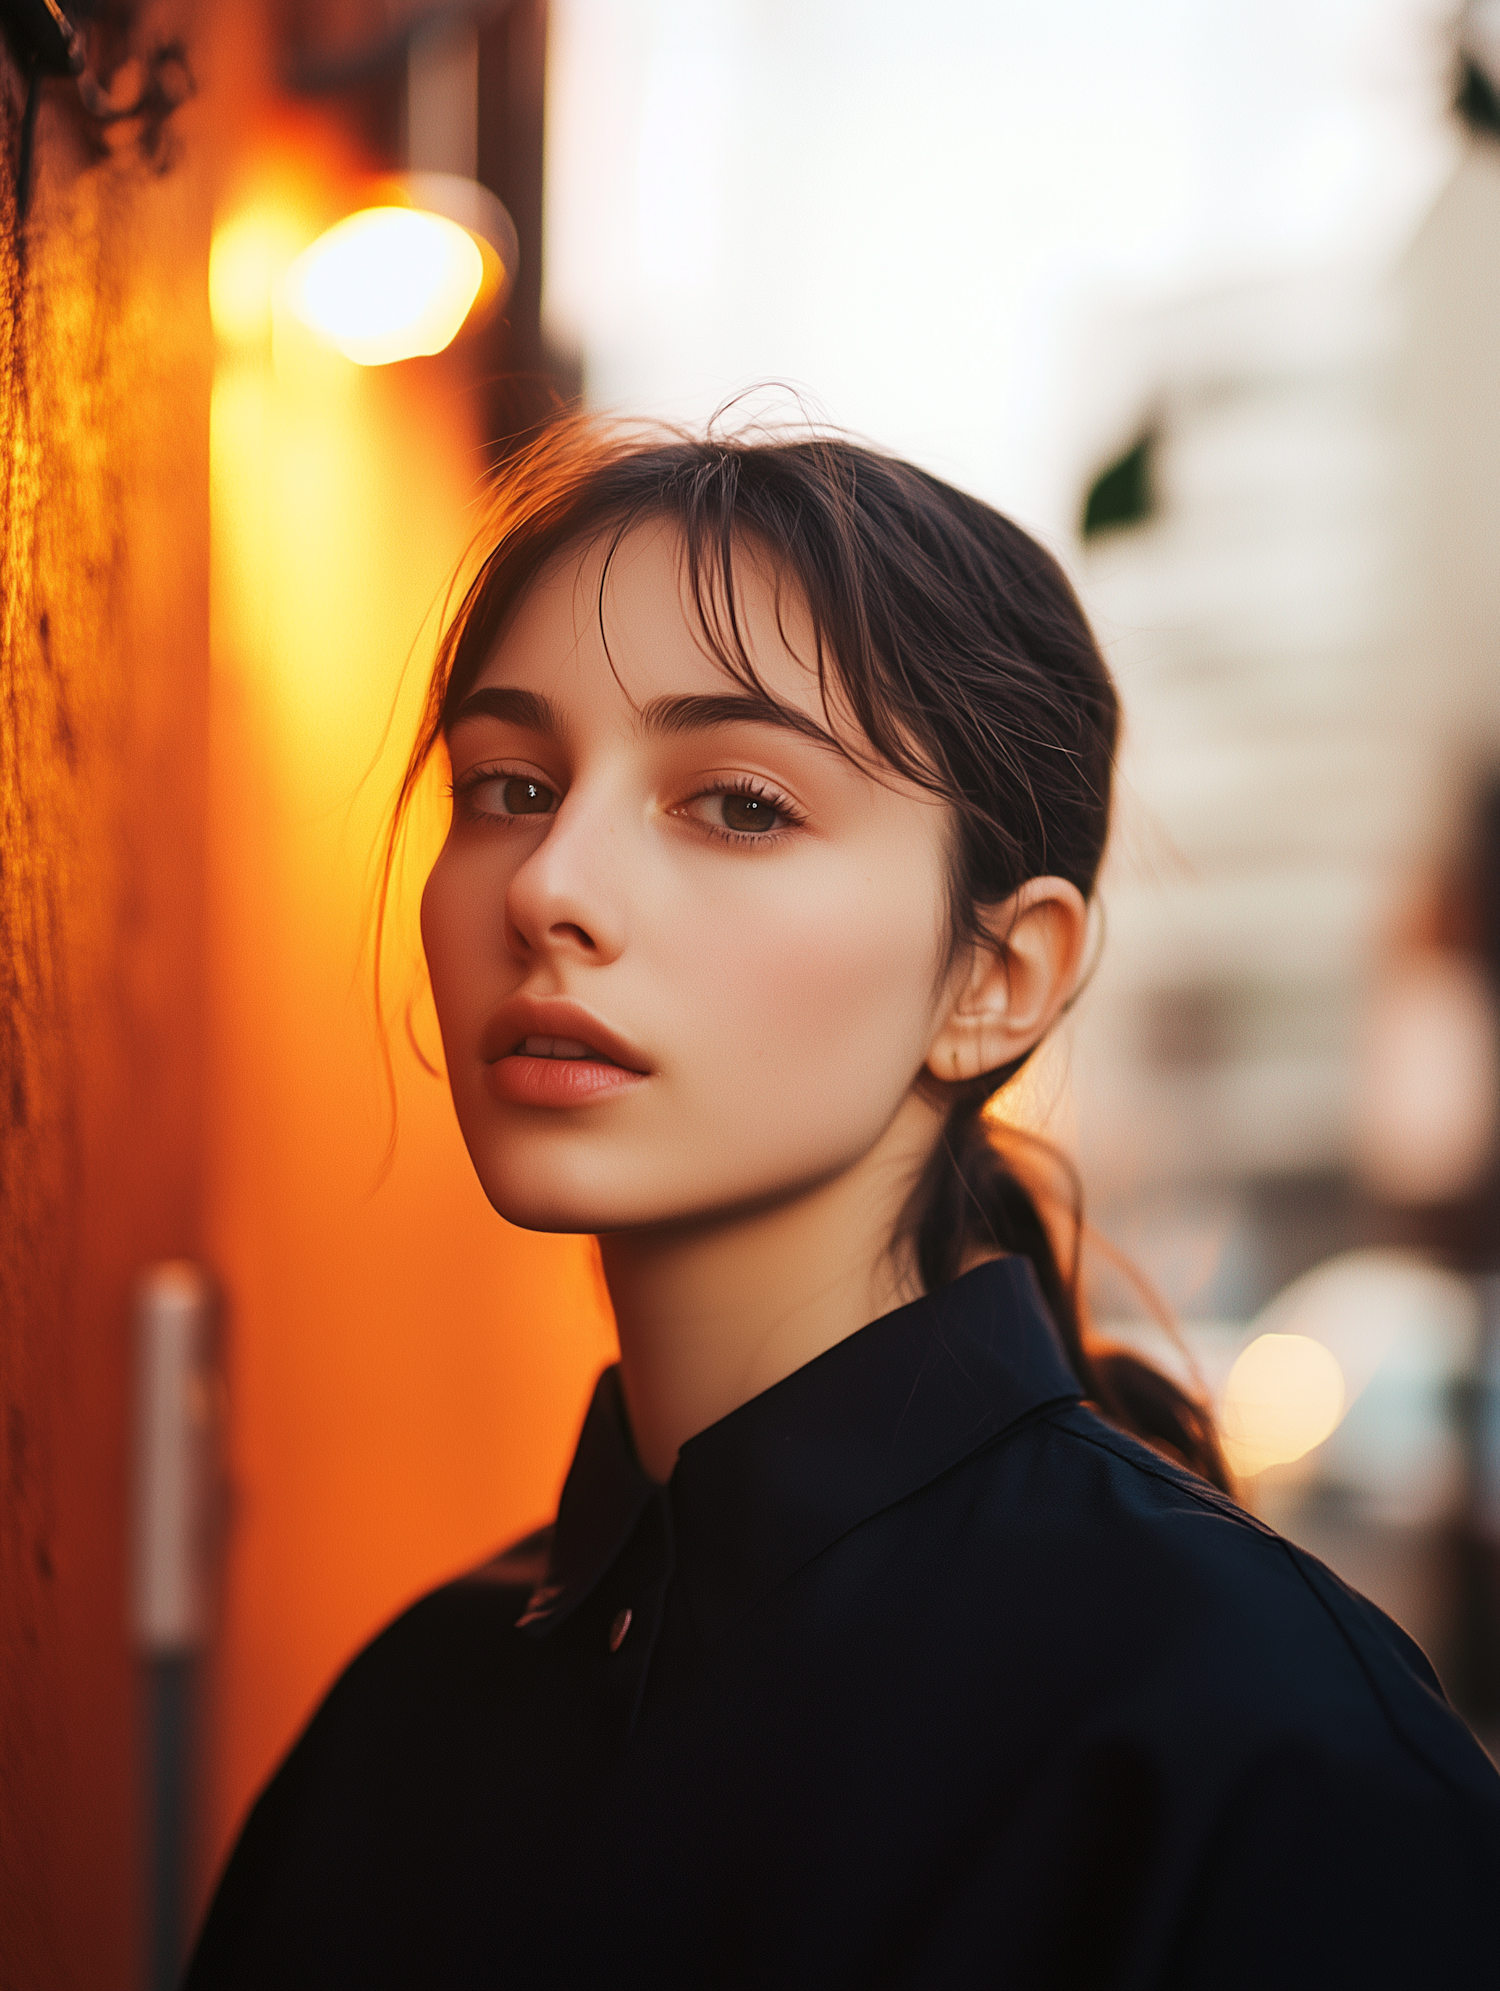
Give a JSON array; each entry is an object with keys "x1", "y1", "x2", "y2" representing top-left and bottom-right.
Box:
[{"x1": 543, "y1": 0, "x2": 1462, "y2": 535}]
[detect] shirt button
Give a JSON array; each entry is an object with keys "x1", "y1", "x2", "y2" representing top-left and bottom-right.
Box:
[{"x1": 608, "y1": 1607, "x2": 633, "y2": 1653}]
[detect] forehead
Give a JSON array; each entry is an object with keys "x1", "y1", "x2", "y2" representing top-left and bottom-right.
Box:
[{"x1": 474, "y1": 518, "x2": 833, "y2": 723}]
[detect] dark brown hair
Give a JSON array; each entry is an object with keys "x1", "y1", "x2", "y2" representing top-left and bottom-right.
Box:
[{"x1": 389, "y1": 412, "x2": 1230, "y2": 1493}]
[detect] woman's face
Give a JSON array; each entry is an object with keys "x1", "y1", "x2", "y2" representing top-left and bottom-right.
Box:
[{"x1": 420, "y1": 521, "x2": 955, "y2": 1235}]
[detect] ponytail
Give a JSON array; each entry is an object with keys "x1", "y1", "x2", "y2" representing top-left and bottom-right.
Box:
[{"x1": 911, "y1": 1083, "x2": 1232, "y2": 1495}]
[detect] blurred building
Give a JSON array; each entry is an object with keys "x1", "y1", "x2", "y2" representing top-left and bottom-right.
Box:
[
  {"x1": 1073, "y1": 116, "x2": 1500, "y2": 1257},
  {"x1": 1074, "y1": 270, "x2": 1414, "y2": 1247},
  {"x1": 1069, "y1": 93, "x2": 1500, "y2": 1728}
]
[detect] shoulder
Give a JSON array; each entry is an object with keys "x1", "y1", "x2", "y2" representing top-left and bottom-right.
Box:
[
  {"x1": 324, "y1": 1524, "x2": 553, "y2": 1698},
  {"x1": 981, "y1": 1400, "x2": 1408, "y2": 1686},
  {"x1": 226, "y1": 1526, "x2": 553, "y2": 1820},
  {"x1": 184, "y1": 1527, "x2": 555, "y2": 1988},
  {"x1": 983, "y1": 1397, "x2": 1381, "y2": 1630},
  {"x1": 959, "y1": 1401, "x2": 1499, "y2": 1812}
]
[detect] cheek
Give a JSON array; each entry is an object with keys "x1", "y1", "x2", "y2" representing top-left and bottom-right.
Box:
[
  {"x1": 420, "y1": 842, "x2": 488, "y2": 1035},
  {"x1": 663, "y1": 852, "x2": 946, "y2": 1114},
  {"x1": 419, "y1": 852, "x2": 454, "y2": 1001}
]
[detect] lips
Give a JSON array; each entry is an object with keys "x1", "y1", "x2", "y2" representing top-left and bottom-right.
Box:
[
  {"x1": 480, "y1": 997, "x2": 651, "y2": 1109},
  {"x1": 515, "y1": 1035, "x2": 617, "y2": 1063}
]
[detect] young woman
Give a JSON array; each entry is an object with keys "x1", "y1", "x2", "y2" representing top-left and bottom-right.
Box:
[{"x1": 187, "y1": 420, "x2": 1500, "y2": 1988}]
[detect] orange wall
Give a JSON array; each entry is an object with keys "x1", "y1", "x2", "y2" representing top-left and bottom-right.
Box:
[
  {"x1": 202, "y1": 157, "x2": 615, "y2": 1912},
  {"x1": 0, "y1": 11, "x2": 213, "y2": 1984}
]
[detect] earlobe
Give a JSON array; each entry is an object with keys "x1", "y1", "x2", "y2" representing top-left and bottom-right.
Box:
[{"x1": 924, "y1": 877, "x2": 1089, "y2": 1086}]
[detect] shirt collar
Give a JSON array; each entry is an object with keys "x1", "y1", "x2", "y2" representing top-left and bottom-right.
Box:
[{"x1": 520, "y1": 1255, "x2": 1081, "y2": 1645}]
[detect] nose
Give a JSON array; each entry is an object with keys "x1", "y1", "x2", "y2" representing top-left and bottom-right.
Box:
[{"x1": 503, "y1": 787, "x2": 628, "y2": 967}]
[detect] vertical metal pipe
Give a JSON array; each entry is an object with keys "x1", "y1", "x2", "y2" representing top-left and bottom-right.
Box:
[{"x1": 132, "y1": 1261, "x2": 221, "y2": 1991}]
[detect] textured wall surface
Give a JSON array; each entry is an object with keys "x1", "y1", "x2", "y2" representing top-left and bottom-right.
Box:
[
  {"x1": 0, "y1": 17, "x2": 211, "y2": 1987},
  {"x1": 3, "y1": 12, "x2": 616, "y2": 1977}
]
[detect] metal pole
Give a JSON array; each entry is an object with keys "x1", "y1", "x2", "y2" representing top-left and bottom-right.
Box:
[{"x1": 132, "y1": 1261, "x2": 221, "y2": 1991}]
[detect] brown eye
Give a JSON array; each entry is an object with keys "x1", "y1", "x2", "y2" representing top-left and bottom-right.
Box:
[
  {"x1": 719, "y1": 792, "x2": 779, "y2": 833},
  {"x1": 501, "y1": 777, "x2": 555, "y2": 815},
  {"x1": 461, "y1": 773, "x2": 559, "y2": 821}
]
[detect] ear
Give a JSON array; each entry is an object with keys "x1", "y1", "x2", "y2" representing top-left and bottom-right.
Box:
[{"x1": 924, "y1": 877, "x2": 1090, "y2": 1084}]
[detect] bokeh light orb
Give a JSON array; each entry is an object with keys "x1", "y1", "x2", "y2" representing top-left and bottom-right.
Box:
[
  {"x1": 282, "y1": 207, "x2": 484, "y2": 367},
  {"x1": 1220, "y1": 1332, "x2": 1345, "y2": 1479}
]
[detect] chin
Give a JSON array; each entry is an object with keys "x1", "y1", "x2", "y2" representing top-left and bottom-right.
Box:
[
  {"x1": 481, "y1": 1141, "x2": 877, "y2": 1243},
  {"x1": 486, "y1": 1192, "x2": 614, "y2": 1236},
  {"x1": 470, "y1": 1147, "x2": 663, "y2": 1236},
  {"x1": 466, "y1": 1132, "x2": 811, "y2": 1238},
  {"x1": 478, "y1": 1176, "x2": 615, "y2": 1235}
]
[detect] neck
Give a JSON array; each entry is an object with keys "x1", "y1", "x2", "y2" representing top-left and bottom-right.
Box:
[{"x1": 599, "y1": 1089, "x2": 943, "y2": 1482}]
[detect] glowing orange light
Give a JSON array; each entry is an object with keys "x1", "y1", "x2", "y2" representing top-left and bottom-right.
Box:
[
  {"x1": 281, "y1": 206, "x2": 485, "y2": 366},
  {"x1": 1220, "y1": 1332, "x2": 1345, "y2": 1478},
  {"x1": 210, "y1": 211, "x2": 306, "y2": 349}
]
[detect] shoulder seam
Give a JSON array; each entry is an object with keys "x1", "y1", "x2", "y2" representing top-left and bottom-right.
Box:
[
  {"x1": 1043, "y1": 1407, "x2": 1269, "y2": 1532},
  {"x1": 1047, "y1": 1411, "x2": 1485, "y2": 1813}
]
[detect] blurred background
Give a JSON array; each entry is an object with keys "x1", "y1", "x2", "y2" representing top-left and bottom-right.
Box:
[{"x1": 3, "y1": 1, "x2": 1499, "y2": 1985}]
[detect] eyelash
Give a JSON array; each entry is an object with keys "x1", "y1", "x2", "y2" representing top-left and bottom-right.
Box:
[
  {"x1": 448, "y1": 763, "x2": 543, "y2": 815},
  {"x1": 689, "y1": 775, "x2": 806, "y2": 847},
  {"x1": 447, "y1": 765, "x2": 806, "y2": 845}
]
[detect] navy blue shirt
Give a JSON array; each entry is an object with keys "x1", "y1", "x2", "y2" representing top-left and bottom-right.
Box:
[{"x1": 186, "y1": 1257, "x2": 1500, "y2": 1987}]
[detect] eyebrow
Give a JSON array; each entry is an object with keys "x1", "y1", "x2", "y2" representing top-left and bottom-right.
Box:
[
  {"x1": 449, "y1": 684, "x2": 835, "y2": 749},
  {"x1": 449, "y1": 686, "x2": 562, "y2": 734}
]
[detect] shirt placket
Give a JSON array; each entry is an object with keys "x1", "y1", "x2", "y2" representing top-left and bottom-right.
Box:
[{"x1": 588, "y1": 1485, "x2": 676, "y2": 1735}]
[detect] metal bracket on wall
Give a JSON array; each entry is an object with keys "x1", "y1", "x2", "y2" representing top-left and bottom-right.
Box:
[
  {"x1": 3, "y1": 0, "x2": 83, "y2": 77},
  {"x1": 2, "y1": 0, "x2": 195, "y2": 225}
]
